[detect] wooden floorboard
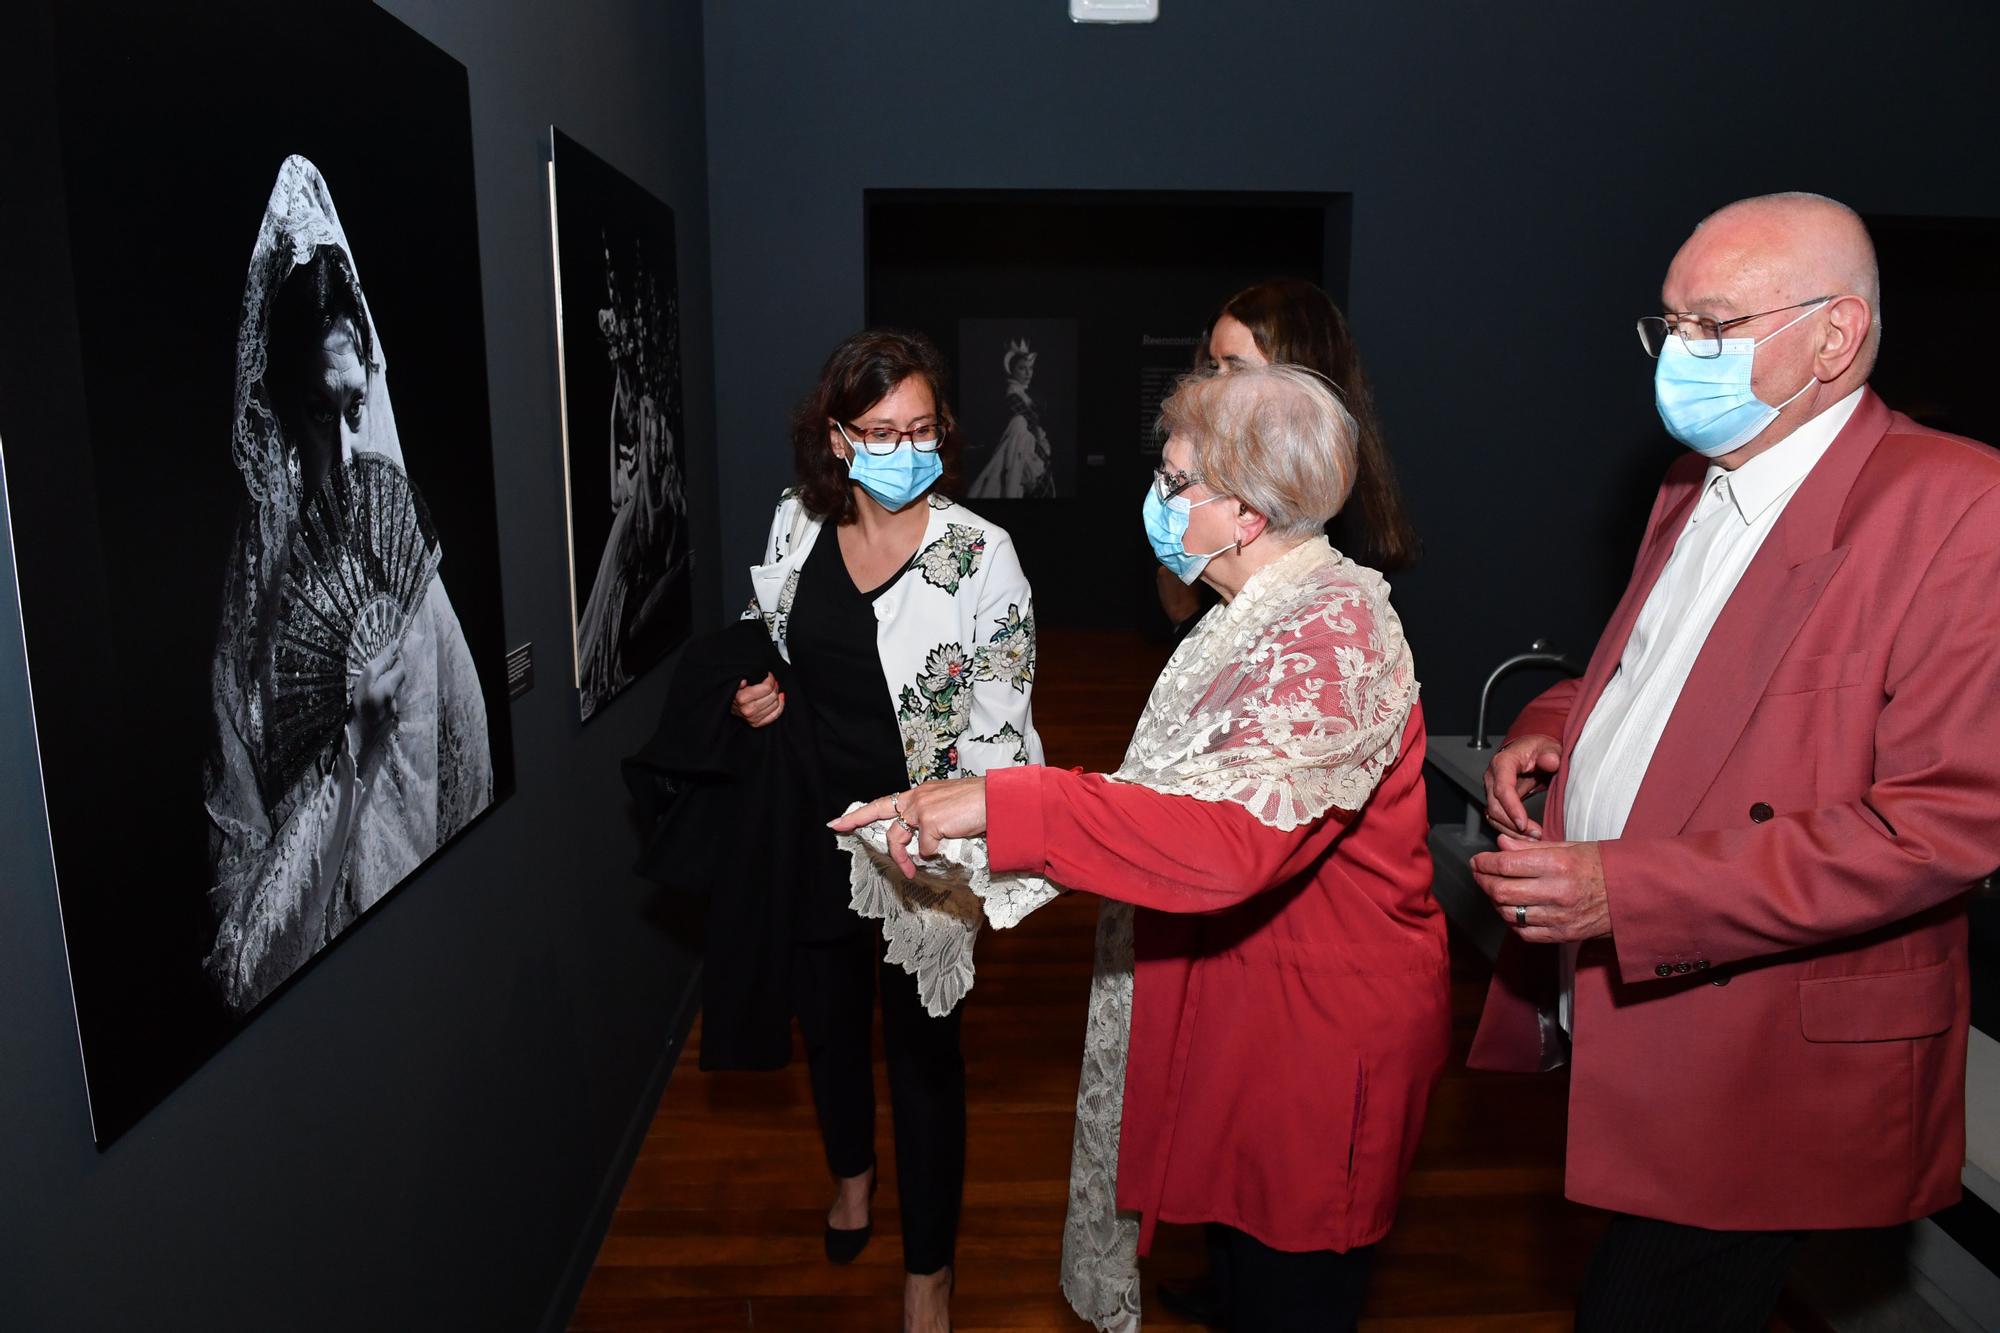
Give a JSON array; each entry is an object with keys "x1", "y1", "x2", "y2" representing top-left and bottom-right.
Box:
[{"x1": 566, "y1": 629, "x2": 1797, "y2": 1329}]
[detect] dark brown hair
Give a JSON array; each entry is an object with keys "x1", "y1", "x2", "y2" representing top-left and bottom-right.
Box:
[
  {"x1": 268, "y1": 244, "x2": 376, "y2": 421},
  {"x1": 1216, "y1": 278, "x2": 1420, "y2": 571},
  {"x1": 790, "y1": 329, "x2": 961, "y2": 524}
]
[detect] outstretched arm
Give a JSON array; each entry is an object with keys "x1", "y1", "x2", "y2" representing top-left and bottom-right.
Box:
[
  {"x1": 835, "y1": 767, "x2": 1347, "y2": 913},
  {"x1": 985, "y1": 766, "x2": 1348, "y2": 914}
]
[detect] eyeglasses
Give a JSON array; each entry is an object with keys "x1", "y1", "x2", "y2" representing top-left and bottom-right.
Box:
[
  {"x1": 1151, "y1": 465, "x2": 1204, "y2": 502},
  {"x1": 838, "y1": 421, "x2": 942, "y2": 456},
  {"x1": 1636, "y1": 296, "x2": 1833, "y2": 359}
]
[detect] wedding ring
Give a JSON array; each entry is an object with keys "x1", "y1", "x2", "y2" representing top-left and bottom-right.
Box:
[{"x1": 1514, "y1": 905, "x2": 1529, "y2": 927}]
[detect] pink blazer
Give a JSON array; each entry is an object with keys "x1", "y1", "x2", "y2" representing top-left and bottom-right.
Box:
[{"x1": 1469, "y1": 389, "x2": 2000, "y2": 1230}]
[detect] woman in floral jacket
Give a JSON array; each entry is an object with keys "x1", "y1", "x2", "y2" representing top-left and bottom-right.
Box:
[{"x1": 736, "y1": 329, "x2": 1040, "y2": 1332}]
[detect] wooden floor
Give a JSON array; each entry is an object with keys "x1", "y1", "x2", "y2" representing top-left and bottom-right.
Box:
[{"x1": 564, "y1": 630, "x2": 1771, "y2": 1330}]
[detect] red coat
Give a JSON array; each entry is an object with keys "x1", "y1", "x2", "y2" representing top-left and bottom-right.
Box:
[
  {"x1": 988, "y1": 709, "x2": 1448, "y2": 1255},
  {"x1": 1470, "y1": 390, "x2": 2000, "y2": 1230}
]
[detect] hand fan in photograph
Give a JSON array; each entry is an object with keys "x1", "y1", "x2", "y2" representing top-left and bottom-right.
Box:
[{"x1": 270, "y1": 453, "x2": 442, "y2": 783}]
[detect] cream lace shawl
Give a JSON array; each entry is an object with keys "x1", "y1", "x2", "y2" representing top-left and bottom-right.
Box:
[{"x1": 842, "y1": 537, "x2": 1417, "y2": 1329}]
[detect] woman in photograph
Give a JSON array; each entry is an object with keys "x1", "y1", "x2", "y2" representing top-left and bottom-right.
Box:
[
  {"x1": 1158, "y1": 276, "x2": 1419, "y2": 632},
  {"x1": 737, "y1": 328, "x2": 1041, "y2": 1332},
  {"x1": 203, "y1": 155, "x2": 493, "y2": 1015},
  {"x1": 967, "y1": 337, "x2": 1056, "y2": 499},
  {"x1": 574, "y1": 239, "x2": 687, "y2": 718},
  {"x1": 840, "y1": 364, "x2": 1449, "y2": 1333}
]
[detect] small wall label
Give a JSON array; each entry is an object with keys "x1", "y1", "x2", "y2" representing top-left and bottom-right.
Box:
[{"x1": 505, "y1": 643, "x2": 535, "y2": 699}]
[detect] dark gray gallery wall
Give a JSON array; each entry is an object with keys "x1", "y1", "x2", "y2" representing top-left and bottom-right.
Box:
[
  {"x1": 699, "y1": 0, "x2": 2000, "y2": 735},
  {"x1": 0, "y1": 2, "x2": 714, "y2": 1329}
]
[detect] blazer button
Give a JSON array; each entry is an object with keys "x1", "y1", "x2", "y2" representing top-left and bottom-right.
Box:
[
  {"x1": 1656, "y1": 964, "x2": 1674, "y2": 978},
  {"x1": 1693, "y1": 959, "x2": 1710, "y2": 971},
  {"x1": 1750, "y1": 802, "x2": 1774, "y2": 823},
  {"x1": 1674, "y1": 962, "x2": 1693, "y2": 974},
  {"x1": 1710, "y1": 974, "x2": 1731, "y2": 986}
]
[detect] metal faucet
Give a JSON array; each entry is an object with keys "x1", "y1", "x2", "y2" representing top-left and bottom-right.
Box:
[{"x1": 1469, "y1": 640, "x2": 1585, "y2": 750}]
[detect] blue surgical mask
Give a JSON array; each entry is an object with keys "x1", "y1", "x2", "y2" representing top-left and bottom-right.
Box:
[
  {"x1": 841, "y1": 427, "x2": 942, "y2": 512},
  {"x1": 1653, "y1": 300, "x2": 1827, "y2": 457},
  {"x1": 1142, "y1": 484, "x2": 1234, "y2": 584}
]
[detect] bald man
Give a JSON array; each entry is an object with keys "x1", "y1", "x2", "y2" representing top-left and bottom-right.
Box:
[{"x1": 1467, "y1": 192, "x2": 2000, "y2": 1330}]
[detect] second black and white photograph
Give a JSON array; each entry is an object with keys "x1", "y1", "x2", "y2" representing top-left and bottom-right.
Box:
[
  {"x1": 958, "y1": 317, "x2": 1079, "y2": 500},
  {"x1": 549, "y1": 127, "x2": 695, "y2": 722}
]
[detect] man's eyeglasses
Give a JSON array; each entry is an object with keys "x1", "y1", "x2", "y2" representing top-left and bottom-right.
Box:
[
  {"x1": 1151, "y1": 465, "x2": 1203, "y2": 502},
  {"x1": 839, "y1": 421, "x2": 942, "y2": 456},
  {"x1": 1636, "y1": 296, "x2": 1833, "y2": 359}
]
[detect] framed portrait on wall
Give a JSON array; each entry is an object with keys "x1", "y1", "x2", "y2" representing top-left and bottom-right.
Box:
[
  {"x1": 1, "y1": 0, "x2": 515, "y2": 1142},
  {"x1": 547, "y1": 128, "x2": 695, "y2": 722},
  {"x1": 958, "y1": 317, "x2": 1079, "y2": 501}
]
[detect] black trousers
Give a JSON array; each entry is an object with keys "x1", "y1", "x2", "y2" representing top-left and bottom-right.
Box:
[
  {"x1": 1576, "y1": 1213, "x2": 1806, "y2": 1332},
  {"x1": 792, "y1": 930, "x2": 965, "y2": 1276},
  {"x1": 1208, "y1": 1223, "x2": 1375, "y2": 1332}
]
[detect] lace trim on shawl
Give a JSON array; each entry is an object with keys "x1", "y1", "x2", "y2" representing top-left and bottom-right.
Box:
[
  {"x1": 1112, "y1": 536, "x2": 1416, "y2": 827},
  {"x1": 1060, "y1": 898, "x2": 1140, "y2": 1332},
  {"x1": 837, "y1": 812, "x2": 1059, "y2": 1017}
]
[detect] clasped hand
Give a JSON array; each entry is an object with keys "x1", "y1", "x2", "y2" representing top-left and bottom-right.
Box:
[
  {"x1": 1471, "y1": 733, "x2": 1610, "y2": 944},
  {"x1": 830, "y1": 777, "x2": 989, "y2": 879},
  {"x1": 1470, "y1": 833, "x2": 1610, "y2": 944},
  {"x1": 731, "y1": 673, "x2": 784, "y2": 727}
]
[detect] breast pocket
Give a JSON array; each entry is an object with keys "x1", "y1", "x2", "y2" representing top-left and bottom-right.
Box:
[{"x1": 1764, "y1": 650, "x2": 1868, "y2": 697}]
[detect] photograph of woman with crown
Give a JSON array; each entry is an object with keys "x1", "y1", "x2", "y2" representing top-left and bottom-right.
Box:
[{"x1": 960, "y1": 318, "x2": 1078, "y2": 500}]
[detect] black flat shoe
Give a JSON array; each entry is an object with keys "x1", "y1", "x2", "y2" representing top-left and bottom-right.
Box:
[{"x1": 823, "y1": 1165, "x2": 878, "y2": 1265}]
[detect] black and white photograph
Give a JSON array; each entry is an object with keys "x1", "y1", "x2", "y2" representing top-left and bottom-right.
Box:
[
  {"x1": 204, "y1": 153, "x2": 497, "y2": 1015},
  {"x1": 958, "y1": 317, "x2": 1079, "y2": 500},
  {"x1": 549, "y1": 128, "x2": 694, "y2": 722},
  {"x1": 5, "y1": 0, "x2": 515, "y2": 1141}
]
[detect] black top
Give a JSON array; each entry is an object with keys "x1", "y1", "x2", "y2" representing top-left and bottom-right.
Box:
[{"x1": 787, "y1": 534, "x2": 910, "y2": 814}]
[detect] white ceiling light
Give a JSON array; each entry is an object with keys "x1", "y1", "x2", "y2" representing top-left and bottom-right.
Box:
[{"x1": 1071, "y1": 0, "x2": 1159, "y2": 23}]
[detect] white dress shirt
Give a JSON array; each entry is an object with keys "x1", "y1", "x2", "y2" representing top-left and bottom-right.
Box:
[{"x1": 1556, "y1": 387, "x2": 1863, "y2": 1032}]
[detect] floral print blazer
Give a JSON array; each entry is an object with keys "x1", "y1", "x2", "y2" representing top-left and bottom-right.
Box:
[{"x1": 745, "y1": 491, "x2": 1044, "y2": 785}]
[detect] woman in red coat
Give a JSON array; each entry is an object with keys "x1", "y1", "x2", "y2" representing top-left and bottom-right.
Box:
[{"x1": 837, "y1": 364, "x2": 1449, "y2": 1332}]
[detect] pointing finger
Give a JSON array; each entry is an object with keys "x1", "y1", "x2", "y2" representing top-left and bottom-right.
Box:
[{"x1": 830, "y1": 796, "x2": 897, "y2": 832}]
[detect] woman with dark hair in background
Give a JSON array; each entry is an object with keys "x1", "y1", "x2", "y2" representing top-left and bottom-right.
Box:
[
  {"x1": 737, "y1": 329, "x2": 1042, "y2": 1332},
  {"x1": 1158, "y1": 276, "x2": 1419, "y2": 633}
]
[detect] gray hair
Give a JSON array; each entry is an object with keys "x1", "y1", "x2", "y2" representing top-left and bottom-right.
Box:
[{"x1": 1158, "y1": 364, "x2": 1358, "y2": 540}]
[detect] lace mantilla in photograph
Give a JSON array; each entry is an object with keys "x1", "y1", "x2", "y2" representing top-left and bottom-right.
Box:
[{"x1": 203, "y1": 155, "x2": 493, "y2": 1015}]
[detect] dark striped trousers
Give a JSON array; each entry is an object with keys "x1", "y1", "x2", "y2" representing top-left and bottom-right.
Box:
[{"x1": 1576, "y1": 1213, "x2": 1806, "y2": 1332}]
